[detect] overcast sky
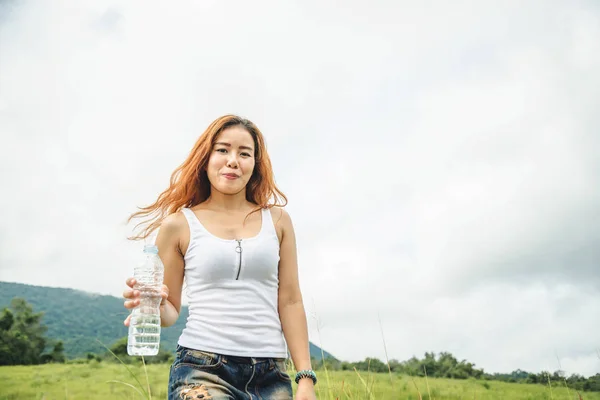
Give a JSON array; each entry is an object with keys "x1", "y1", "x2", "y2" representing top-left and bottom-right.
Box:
[{"x1": 1, "y1": 0, "x2": 599, "y2": 377}]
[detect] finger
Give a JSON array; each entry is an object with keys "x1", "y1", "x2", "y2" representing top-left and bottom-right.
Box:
[
  {"x1": 124, "y1": 314, "x2": 132, "y2": 327},
  {"x1": 122, "y1": 289, "x2": 141, "y2": 299},
  {"x1": 124, "y1": 299, "x2": 140, "y2": 309},
  {"x1": 126, "y1": 277, "x2": 137, "y2": 288}
]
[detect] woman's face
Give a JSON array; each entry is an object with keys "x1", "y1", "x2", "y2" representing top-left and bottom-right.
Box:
[{"x1": 206, "y1": 126, "x2": 256, "y2": 196}]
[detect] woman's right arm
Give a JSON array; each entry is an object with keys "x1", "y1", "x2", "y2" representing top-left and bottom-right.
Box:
[
  {"x1": 154, "y1": 213, "x2": 186, "y2": 327},
  {"x1": 123, "y1": 212, "x2": 186, "y2": 328}
]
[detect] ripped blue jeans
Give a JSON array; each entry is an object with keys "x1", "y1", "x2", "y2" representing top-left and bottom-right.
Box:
[{"x1": 168, "y1": 345, "x2": 293, "y2": 400}]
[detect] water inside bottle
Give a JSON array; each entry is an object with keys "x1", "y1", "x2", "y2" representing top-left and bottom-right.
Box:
[{"x1": 127, "y1": 284, "x2": 162, "y2": 356}]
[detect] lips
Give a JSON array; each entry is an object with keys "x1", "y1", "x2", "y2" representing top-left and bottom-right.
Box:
[{"x1": 223, "y1": 173, "x2": 239, "y2": 179}]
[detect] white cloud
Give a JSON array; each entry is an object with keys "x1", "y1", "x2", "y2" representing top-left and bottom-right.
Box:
[{"x1": 1, "y1": 0, "x2": 599, "y2": 377}]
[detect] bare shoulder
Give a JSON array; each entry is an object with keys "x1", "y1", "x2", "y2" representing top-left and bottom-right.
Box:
[
  {"x1": 269, "y1": 206, "x2": 292, "y2": 224},
  {"x1": 269, "y1": 206, "x2": 294, "y2": 243},
  {"x1": 158, "y1": 211, "x2": 189, "y2": 255},
  {"x1": 160, "y1": 211, "x2": 188, "y2": 234}
]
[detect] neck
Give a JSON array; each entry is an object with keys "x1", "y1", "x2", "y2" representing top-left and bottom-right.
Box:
[{"x1": 205, "y1": 189, "x2": 250, "y2": 212}]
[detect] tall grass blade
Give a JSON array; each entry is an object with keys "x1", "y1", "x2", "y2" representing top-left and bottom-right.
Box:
[
  {"x1": 554, "y1": 352, "x2": 571, "y2": 400},
  {"x1": 409, "y1": 375, "x2": 423, "y2": 400},
  {"x1": 377, "y1": 312, "x2": 394, "y2": 391},
  {"x1": 312, "y1": 299, "x2": 333, "y2": 400},
  {"x1": 141, "y1": 356, "x2": 152, "y2": 400},
  {"x1": 366, "y1": 358, "x2": 372, "y2": 399},
  {"x1": 424, "y1": 366, "x2": 432, "y2": 400},
  {"x1": 366, "y1": 373, "x2": 376, "y2": 400},
  {"x1": 106, "y1": 380, "x2": 145, "y2": 399},
  {"x1": 342, "y1": 380, "x2": 354, "y2": 400},
  {"x1": 339, "y1": 379, "x2": 348, "y2": 400},
  {"x1": 95, "y1": 338, "x2": 149, "y2": 399},
  {"x1": 545, "y1": 371, "x2": 554, "y2": 400},
  {"x1": 353, "y1": 367, "x2": 375, "y2": 400}
]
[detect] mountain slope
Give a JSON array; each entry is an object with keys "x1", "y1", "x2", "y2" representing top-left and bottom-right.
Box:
[{"x1": 0, "y1": 281, "x2": 336, "y2": 361}]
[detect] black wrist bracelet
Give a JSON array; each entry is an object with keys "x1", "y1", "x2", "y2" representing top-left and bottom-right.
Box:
[{"x1": 294, "y1": 369, "x2": 317, "y2": 385}]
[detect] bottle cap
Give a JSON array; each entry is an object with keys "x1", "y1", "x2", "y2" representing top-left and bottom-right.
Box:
[{"x1": 143, "y1": 244, "x2": 159, "y2": 254}]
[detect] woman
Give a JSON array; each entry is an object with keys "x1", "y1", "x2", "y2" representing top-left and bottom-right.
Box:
[{"x1": 122, "y1": 115, "x2": 317, "y2": 400}]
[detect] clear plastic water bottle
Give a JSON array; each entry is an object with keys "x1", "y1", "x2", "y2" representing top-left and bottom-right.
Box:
[{"x1": 127, "y1": 244, "x2": 164, "y2": 356}]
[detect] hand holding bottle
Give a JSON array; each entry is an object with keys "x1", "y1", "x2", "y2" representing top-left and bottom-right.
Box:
[{"x1": 122, "y1": 277, "x2": 169, "y2": 327}]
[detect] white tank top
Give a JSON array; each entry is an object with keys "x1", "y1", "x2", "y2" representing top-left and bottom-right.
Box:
[{"x1": 176, "y1": 207, "x2": 288, "y2": 358}]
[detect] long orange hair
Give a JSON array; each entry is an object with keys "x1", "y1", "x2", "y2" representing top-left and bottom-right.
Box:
[{"x1": 127, "y1": 114, "x2": 288, "y2": 240}]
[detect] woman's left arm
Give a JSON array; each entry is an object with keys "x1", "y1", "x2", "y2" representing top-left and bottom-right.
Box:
[{"x1": 276, "y1": 209, "x2": 315, "y2": 396}]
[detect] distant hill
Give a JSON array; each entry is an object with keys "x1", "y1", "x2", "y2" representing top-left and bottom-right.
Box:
[{"x1": 0, "y1": 281, "x2": 336, "y2": 361}]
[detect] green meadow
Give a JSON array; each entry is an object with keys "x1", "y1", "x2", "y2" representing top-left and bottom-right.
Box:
[
  {"x1": 1, "y1": 362, "x2": 598, "y2": 400},
  {"x1": 1, "y1": 284, "x2": 598, "y2": 399}
]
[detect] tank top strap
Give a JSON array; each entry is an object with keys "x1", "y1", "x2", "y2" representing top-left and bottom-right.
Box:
[
  {"x1": 180, "y1": 208, "x2": 204, "y2": 233},
  {"x1": 260, "y1": 207, "x2": 278, "y2": 237}
]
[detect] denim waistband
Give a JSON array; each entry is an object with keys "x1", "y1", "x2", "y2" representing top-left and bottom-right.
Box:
[
  {"x1": 176, "y1": 344, "x2": 286, "y2": 365},
  {"x1": 224, "y1": 354, "x2": 273, "y2": 364}
]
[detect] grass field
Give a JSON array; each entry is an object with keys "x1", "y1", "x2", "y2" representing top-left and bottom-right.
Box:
[{"x1": 0, "y1": 362, "x2": 598, "y2": 400}]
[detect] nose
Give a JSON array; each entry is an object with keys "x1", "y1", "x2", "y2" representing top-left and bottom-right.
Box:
[{"x1": 226, "y1": 153, "x2": 239, "y2": 168}]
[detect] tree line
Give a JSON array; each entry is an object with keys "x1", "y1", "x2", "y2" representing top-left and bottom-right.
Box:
[
  {"x1": 311, "y1": 352, "x2": 600, "y2": 392},
  {"x1": 1, "y1": 297, "x2": 598, "y2": 393},
  {"x1": 0, "y1": 298, "x2": 175, "y2": 366},
  {"x1": 0, "y1": 298, "x2": 65, "y2": 365}
]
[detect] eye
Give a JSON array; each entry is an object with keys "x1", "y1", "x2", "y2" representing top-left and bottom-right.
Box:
[
  {"x1": 216, "y1": 148, "x2": 227, "y2": 153},
  {"x1": 241, "y1": 152, "x2": 252, "y2": 157}
]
